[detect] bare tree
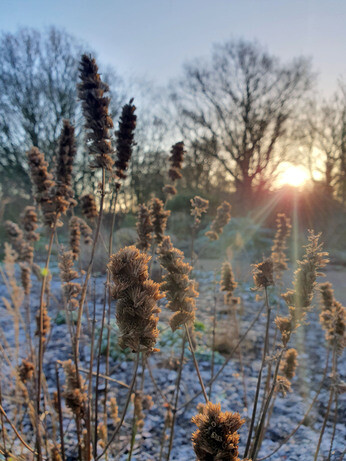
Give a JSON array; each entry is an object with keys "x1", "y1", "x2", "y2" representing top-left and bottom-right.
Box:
[
  {"x1": 170, "y1": 39, "x2": 314, "y2": 203},
  {"x1": 0, "y1": 26, "x2": 125, "y2": 198}
]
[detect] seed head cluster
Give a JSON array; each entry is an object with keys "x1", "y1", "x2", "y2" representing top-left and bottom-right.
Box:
[
  {"x1": 58, "y1": 250, "x2": 81, "y2": 311},
  {"x1": 221, "y1": 262, "x2": 238, "y2": 305},
  {"x1": 158, "y1": 236, "x2": 198, "y2": 331},
  {"x1": 81, "y1": 193, "x2": 98, "y2": 220},
  {"x1": 62, "y1": 359, "x2": 87, "y2": 418},
  {"x1": 109, "y1": 246, "x2": 163, "y2": 352},
  {"x1": 319, "y1": 283, "x2": 345, "y2": 355},
  {"x1": 78, "y1": 54, "x2": 114, "y2": 170},
  {"x1": 206, "y1": 201, "x2": 231, "y2": 241},
  {"x1": 149, "y1": 198, "x2": 170, "y2": 245},
  {"x1": 252, "y1": 259, "x2": 274, "y2": 289},
  {"x1": 114, "y1": 99, "x2": 137, "y2": 185},
  {"x1": 191, "y1": 402, "x2": 245, "y2": 461},
  {"x1": 136, "y1": 204, "x2": 153, "y2": 252},
  {"x1": 191, "y1": 196, "x2": 209, "y2": 228}
]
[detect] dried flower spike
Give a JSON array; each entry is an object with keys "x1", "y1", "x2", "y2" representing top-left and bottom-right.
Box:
[
  {"x1": 78, "y1": 54, "x2": 114, "y2": 170},
  {"x1": 192, "y1": 402, "x2": 245, "y2": 461},
  {"x1": 149, "y1": 197, "x2": 170, "y2": 245},
  {"x1": 21, "y1": 206, "x2": 39, "y2": 242},
  {"x1": 114, "y1": 99, "x2": 137, "y2": 185},
  {"x1": 252, "y1": 258, "x2": 274, "y2": 289},
  {"x1": 136, "y1": 204, "x2": 153, "y2": 252},
  {"x1": 206, "y1": 201, "x2": 231, "y2": 241},
  {"x1": 168, "y1": 141, "x2": 185, "y2": 182},
  {"x1": 81, "y1": 193, "x2": 98, "y2": 220},
  {"x1": 221, "y1": 262, "x2": 238, "y2": 305},
  {"x1": 27, "y1": 147, "x2": 57, "y2": 227},
  {"x1": 109, "y1": 246, "x2": 163, "y2": 352},
  {"x1": 158, "y1": 236, "x2": 198, "y2": 331},
  {"x1": 18, "y1": 359, "x2": 35, "y2": 383},
  {"x1": 271, "y1": 213, "x2": 291, "y2": 279},
  {"x1": 62, "y1": 359, "x2": 87, "y2": 418},
  {"x1": 280, "y1": 348, "x2": 298, "y2": 380},
  {"x1": 191, "y1": 196, "x2": 209, "y2": 228},
  {"x1": 53, "y1": 120, "x2": 77, "y2": 214}
]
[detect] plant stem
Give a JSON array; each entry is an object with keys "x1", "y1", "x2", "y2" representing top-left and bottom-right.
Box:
[
  {"x1": 36, "y1": 215, "x2": 59, "y2": 461},
  {"x1": 96, "y1": 351, "x2": 140, "y2": 460},
  {"x1": 244, "y1": 288, "x2": 271, "y2": 459},
  {"x1": 55, "y1": 364, "x2": 66, "y2": 461},
  {"x1": 166, "y1": 332, "x2": 186, "y2": 461},
  {"x1": 185, "y1": 324, "x2": 208, "y2": 403},
  {"x1": 209, "y1": 272, "x2": 217, "y2": 399},
  {"x1": 75, "y1": 167, "x2": 106, "y2": 383}
]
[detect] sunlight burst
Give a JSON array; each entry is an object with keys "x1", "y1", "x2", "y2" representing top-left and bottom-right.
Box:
[{"x1": 278, "y1": 164, "x2": 309, "y2": 187}]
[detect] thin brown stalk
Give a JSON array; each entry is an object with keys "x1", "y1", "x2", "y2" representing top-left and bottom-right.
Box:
[
  {"x1": 177, "y1": 300, "x2": 265, "y2": 412},
  {"x1": 55, "y1": 363, "x2": 66, "y2": 461},
  {"x1": 328, "y1": 391, "x2": 338, "y2": 461},
  {"x1": 145, "y1": 358, "x2": 170, "y2": 405},
  {"x1": 96, "y1": 351, "x2": 140, "y2": 460},
  {"x1": 0, "y1": 404, "x2": 37, "y2": 455},
  {"x1": 257, "y1": 347, "x2": 330, "y2": 460},
  {"x1": 75, "y1": 167, "x2": 106, "y2": 384},
  {"x1": 233, "y1": 307, "x2": 248, "y2": 408},
  {"x1": 209, "y1": 273, "x2": 217, "y2": 399},
  {"x1": 314, "y1": 345, "x2": 337, "y2": 461},
  {"x1": 244, "y1": 289, "x2": 272, "y2": 459},
  {"x1": 185, "y1": 324, "x2": 208, "y2": 403},
  {"x1": 36, "y1": 214, "x2": 59, "y2": 460},
  {"x1": 166, "y1": 332, "x2": 186, "y2": 461},
  {"x1": 251, "y1": 349, "x2": 284, "y2": 460},
  {"x1": 0, "y1": 383, "x2": 8, "y2": 458}
]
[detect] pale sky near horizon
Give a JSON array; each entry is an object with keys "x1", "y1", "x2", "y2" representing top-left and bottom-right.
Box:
[{"x1": 1, "y1": 0, "x2": 345, "y2": 95}]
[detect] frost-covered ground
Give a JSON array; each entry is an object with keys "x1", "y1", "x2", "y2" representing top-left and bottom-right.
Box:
[{"x1": 0, "y1": 267, "x2": 345, "y2": 460}]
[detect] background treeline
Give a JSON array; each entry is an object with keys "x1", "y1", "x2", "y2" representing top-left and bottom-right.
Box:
[{"x1": 0, "y1": 26, "x2": 345, "y2": 226}]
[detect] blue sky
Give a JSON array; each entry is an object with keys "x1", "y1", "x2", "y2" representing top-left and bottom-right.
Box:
[{"x1": 1, "y1": 0, "x2": 345, "y2": 93}]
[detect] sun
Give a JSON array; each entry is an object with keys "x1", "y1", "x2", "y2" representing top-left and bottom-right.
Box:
[{"x1": 277, "y1": 163, "x2": 310, "y2": 188}]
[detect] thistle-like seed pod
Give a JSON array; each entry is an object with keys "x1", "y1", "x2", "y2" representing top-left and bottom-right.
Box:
[
  {"x1": 162, "y1": 184, "x2": 177, "y2": 196},
  {"x1": 205, "y1": 201, "x2": 231, "y2": 241},
  {"x1": 78, "y1": 217, "x2": 93, "y2": 245},
  {"x1": 21, "y1": 206, "x2": 39, "y2": 242},
  {"x1": 271, "y1": 213, "x2": 291, "y2": 279},
  {"x1": 158, "y1": 236, "x2": 198, "y2": 331},
  {"x1": 78, "y1": 54, "x2": 114, "y2": 170},
  {"x1": 136, "y1": 204, "x2": 153, "y2": 252},
  {"x1": 221, "y1": 262, "x2": 238, "y2": 305},
  {"x1": 191, "y1": 402, "x2": 245, "y2": 461},
  {"x1": 19, "y1": 262, "x2": 32, "y2": 295},
  {"x1": 53, "y1": 120, "x2": 77, "y2": 214},
  {"x1": 149, "y1": 198, "x2": 170, "y2": 245},
  {"x1": 275, "y1": 375, "x2": 292, "y2": 397},
  {"x1": 27, "y1": 147, "x2": 57, "y2": 227},
  {"x1": 168, "y1": 141, "x2": 185, "y2": 182},
  {"x1": 18, "y1": 359, "x2": 35, "y2": 383},
  {"x1": 280, "y1": 348, "x2": 298, "y2": 380},
  {"x1": 69, "y1": 216, "x2": 81, "y2": 260},
  {"x1": 191, "y1": 196, "x2": 209, "y2": 228},
  {"x1": 109, "y1": 246, "x2": 163, "y2": 352},
  {"x1": 35, "y1": 306, "x2": 50, "y2": 343},
  {"x1": 252, "y1": 259, "x2": 274, "y2": 289},
  {"x1": 114, "y1": 99, "x2": 137, "y2": 185},
  {"x1": 62, "y1": 359, "x2": 87, "y2": 418},
  {"x1": 282, "y1": 231, "x2": 329, "y2": 327},
  {"x1": 319, "y1": 282, "x2": 345, "y2": 355},
  {"x1": 58, "y1": 250, "x2": 81, "y2": 311},
  {"x1": 81, "y1": 193, "x2": 98, "y2": 220}
]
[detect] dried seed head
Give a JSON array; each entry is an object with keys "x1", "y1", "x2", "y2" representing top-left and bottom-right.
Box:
[
  {"x1": 319, "y1": 284, "x2": 345, "y2": 355},
  {"x1": 275, "y1": 315, "x2": 293, "y2": 347},
  {"x1": 282, "y1": 231, "x2": 329, "y2": 328},
  {"x1": 21, "y1": 206, "x2": 39, "y2": 242},
  {"x1": 114, "y1": 99, "x2": 136, "y2": 185},
  {"x1": 78, "y1": 54, "x2": 114, "y2": 170},
  {"x1": 109, "y1": 246, "x2": 163, "y2": 352},
  {"x1": 280, "y1": 348, "x2": 298, "y2": 380},
  {"x1": 109, "y1": 397, "x2": 120, "y2": 426},
  {"x1": 50, "y1": 446, "x2": 62, "y2": 461},
  {"x1": 206, "y1": 201, "x2": 231, "y2": 241},
  {"x1": 149, "y1": 198, "x2": 170, "y2": 245},
  {"x1": 69, "y1": 216, "x2": 81, "y2": 260},
  {"x1": 168, "y1": 141, "x2": 185, "y2": 182},
  {"x1": 271, "y1": 213, "x2": 291, "y2": 279},
  {"x1": 20, "y1": 262, "x2": 32, "y2": 295},
  {"x1": 78, "y1": 218, "x2": 93, "y2": 245},
  {"x1": 62, "y1": 359, "x2": 87, "y2": 418},
  {"x1": 35, "y1": 306, "x2": 51, "y2": 343},
  {"x1": 163, "y1": 184, "x2": 177, "y2": 196},
  {"x1": 275, "y1": 375, "x2": 292, "y2": 397},
  {"x1": 18, "y1": 359, "x2": 34, "y2": 383},
  {"x1": 59, "y1": 250, "x2": 81, "y2": 312},
  {"x1": 27, "y1": 147, "x2": 57, "y2": 227},
  {"x1": 191, "y1": 196, "x2": 209, "y2": 227},
  {"x1": 158, "y1": 236, "x2": 198, "y2": 331},
  {"x1": 97, "y1": 423, "x2": 107, "y2": 448},
  {"x1": 252, "y1": 258, "x2": 274, "y2": 289},
  {"x1": 53, "y1": 120, "x2": 77, "y2": 214},
  {"x1": 136, "y1": 204, "x2": 153, "y2": 252},
  {"x1": 221, "y1": 262, "x2": 238, "y2": 305},
  {"x1": 81, "y1": 193, "x2": 98, "y2": 220},
  {"x1": 191, "y1": 402, "x2": 245, "y2": 461}
]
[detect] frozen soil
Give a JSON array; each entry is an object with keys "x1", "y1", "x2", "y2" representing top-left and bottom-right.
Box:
[{"x1": 0, "y1": 266, "x2": 345, "y2": 461}]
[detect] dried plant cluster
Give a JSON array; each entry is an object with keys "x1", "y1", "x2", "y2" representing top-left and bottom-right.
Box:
[
  {"x1": 1, "y1": 52, "x2": 345, "y2": 461},
  {"x1": 158, "y1": 236, "x2": 198, "y2": 331},
  {"x1": 206, "y1": 201, "x2": 232, "y2": 241},
  {"x1": 108, "y1": 246, "x2": 163, "y2": 352}
]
